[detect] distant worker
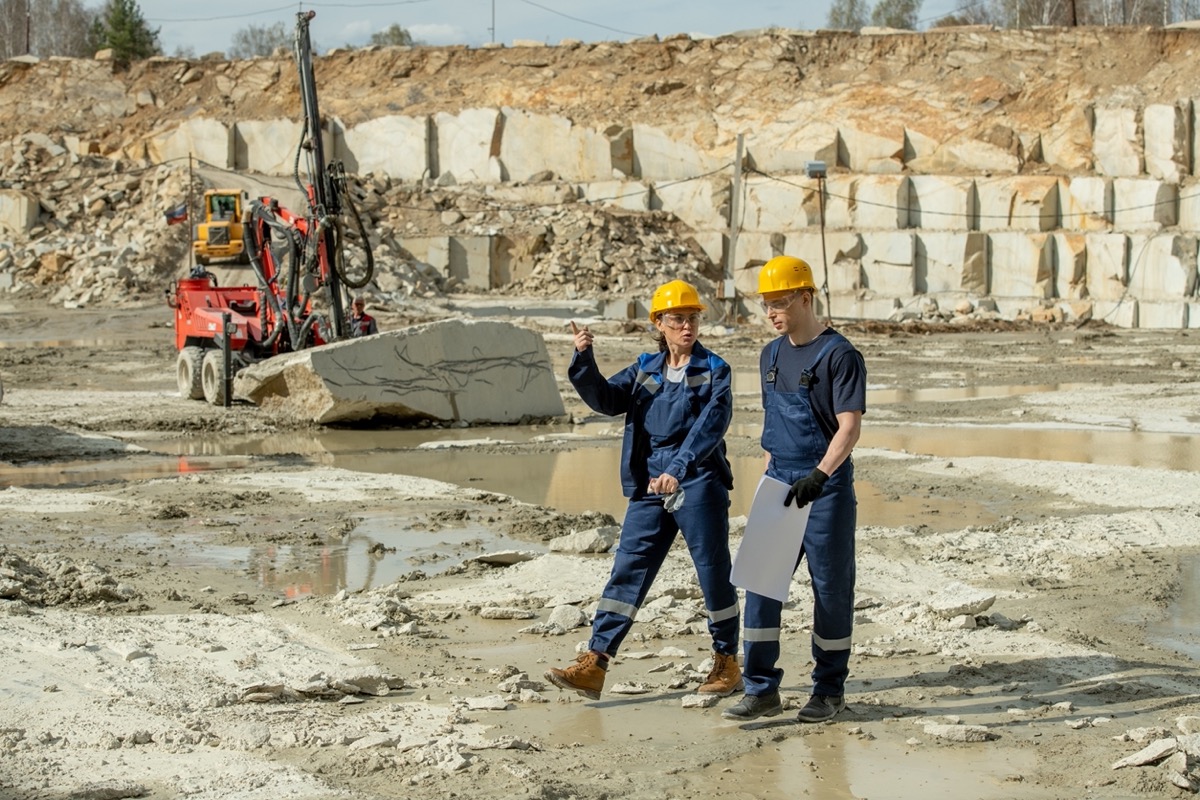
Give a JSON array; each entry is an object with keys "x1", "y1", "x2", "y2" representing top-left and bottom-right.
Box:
[
  {"x1": 722, "y1": 255, "x2": 866, "y2": 724},
  {"x1": 545, "y1": 280, "x2": 742, "y2": 701},
  {"x1": 349, "y1": 296, "x2": 378, "y2": 338}
]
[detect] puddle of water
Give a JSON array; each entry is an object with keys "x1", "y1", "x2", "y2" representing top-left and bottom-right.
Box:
[
  {"x1": 0, "y1": 338, "x2": 129, "y2": 348},
  {"x1": 146, "y1": 514, "x2": 542, "y2": 599},
  {"x1": 868, "y1": 383, "x2": 1085, "y2": 404},
  {"x1": 0, "y1": 455, "x2": 259, "y2": 488},
  {"x1": 1149, "y1": 554, "x2": 1200, "y2": 661},
  {"x1": 703, "y1": 730, "x2": 1040, "y2": 800},
  {"x1": 865, "y1": 425, "x2": 1200, "y2": 472}
]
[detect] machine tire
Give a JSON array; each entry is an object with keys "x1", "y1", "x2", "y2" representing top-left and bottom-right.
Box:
[
  {"x1": 176, "y1": 347, "x2": 205, "y2": 400},
  {"x1": 201, "y1": 349, "x2": 227, "y2": 406}
]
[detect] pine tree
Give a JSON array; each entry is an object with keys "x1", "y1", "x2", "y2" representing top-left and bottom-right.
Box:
[
  {"x1": 368, "y1": 23, "x2": 416, "y2": 47},
  {"x1": 91, "y1": 0, "x2": 160, "y2": 67},
  {"x1": 827, "y1": 0, "x2": 872, "y2": 30}
]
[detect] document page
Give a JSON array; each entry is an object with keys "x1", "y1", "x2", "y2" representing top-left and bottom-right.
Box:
[{"x1": 730, "y1": 474, "x2": 811, "y2": 602}]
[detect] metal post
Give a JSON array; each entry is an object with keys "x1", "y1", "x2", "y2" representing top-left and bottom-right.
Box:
[
  {"x1": 187, "y1": 154, "x2": 195, "y2": 269},
  {"x1": 817, "y1": 175, "x2": 831, "y2": 326},
  {"x1": 489, "y1": 0, "x2": 496, "y2": 43},
  {"x1": 221, "y1": 311, "x2": 233, "y2": 409},
  {"x1": 724, "y1": 133, "x2": 744, "y2": 325}
]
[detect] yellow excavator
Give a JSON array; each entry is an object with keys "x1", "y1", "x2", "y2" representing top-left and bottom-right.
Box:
[{"x1": 192, "y1": 189, "x2": 251, "y2": 266}]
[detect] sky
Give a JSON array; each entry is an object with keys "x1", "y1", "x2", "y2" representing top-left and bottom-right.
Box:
[{"x1": 139, "y1": 0, "x2": 964, "y2": 58}]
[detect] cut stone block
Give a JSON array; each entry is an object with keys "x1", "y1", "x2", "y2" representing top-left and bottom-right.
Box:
[
  {"x1": 909, "y1": 176, "x2": 975, "y2": 231},
  {"x1": 654, "y1": 176, "x2": 727, "y2": 231},
  {"x1": 838, "y1": 124, "x2": 904, "y2": 174},
  {"x1": 435, "y1": 108, "x2": 503, "y2": 183},
  {"x1": 741, "y1": 174, "x2": 820, "y2": 231},
  {"x1": 147, "y1": 118, "x2": 233, "y2": 170},
  {"x1": 447, "y1": 235, "x2": 496, "y2": 290},
  {"x1": 975, "y1": 177, "x2": 1060, "y2": 232},
  {"x1": 1189, "y1": 302, "x2": 1200, "y2": 329},
  {"x1": 906, "y1": 137, "x2": 1019, "y2": 175},
  {"x1": 1137, "y1": 301, "x2": 1188, "y2": 329},
  {"x1": 916, "y1": 232, "x2": 988, "y2": 294},
  {"x1": 783, "y1": 231, "x2": 863, "y2": 296},
  {"x1": 1144, "y1": 104, "x2": 1190, "y2": 182},
  {"x1": 0, "y1": 190, "x2": 39, "y2": 234},
  {"x1": 500, "y1": 108, "x2": 612, "y2": 182},
  {"x1": 990, "y1": 232, "x2": 1053, "y2": 298},
  {"x1": 860, "y1": 232, "x2": 915, "y2": 295},
  {"x1": 234, "y1": 319, "x2": 565, "y2": 424},
  {"x1": 1178, "y1": 178, "x2": 1200, "y2": 229},
  {"x1": 1052, "y1": 233, "x2": 1088, "y2": 300},
  {"x1": 851, "y1": 175, "x2": 910, "y2": 229},
  {"x1": 336, "y1": 115, "x2": 429, "y2": 181},
  {"x1": 1093, "y1": 106, "x2": 1142, "y2": 177},
  {"x1": 1092, "y1": 298, "x2": 1138, "y2": 328},
  {"x1": 745, "y1": 115, "x2": 839, "y2": 174},
  {"x1": 235, "y1": 119, "x2": 323, "y2": 176},
  {"x1": 633, "y1": 123, "x2": 725, "y2": 181},
  {"x1": 1061, "y1": 176, "x2": 1112, "y2": 231},
  {"x1": 1113, "y1": 178, "x2": 1178, "y2": 230},
  {"x1": 1126, "y1": 234, "x2": 1198, "y2": 299},
  {"x1": 1085, "y1": 233, "x2": 1129, "y2": 301},
  {"x1": 836, "y1": 292, "x2": 902, "y2": 321},
  {"x1": 1041, "y1": 107, "x2": 1094, "y2": 172}
]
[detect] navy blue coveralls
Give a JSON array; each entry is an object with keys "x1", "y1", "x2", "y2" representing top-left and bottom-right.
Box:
[
  {"x1": 742, "y1": 332, "x2": 861, "y2": 698},
  {"x1": 568, "y1": 341, "x2": 739, "y2": 658}
]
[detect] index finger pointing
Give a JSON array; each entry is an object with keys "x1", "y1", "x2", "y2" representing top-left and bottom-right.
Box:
[{"x1": 570, "y1": 321, "x2": 579, "y2": 335}]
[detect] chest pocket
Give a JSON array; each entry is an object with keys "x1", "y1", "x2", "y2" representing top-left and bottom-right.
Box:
[{"x1": 641, "y1": 369, "x2": 710, "y2": 444}]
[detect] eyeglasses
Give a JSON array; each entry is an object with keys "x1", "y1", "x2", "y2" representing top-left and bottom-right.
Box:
[
  {"x1": 660, "y1": 312, "x2": 703, "y2": 329},
  {"x1": 760, "y1": 292, "x2": 799, "y2": 313}
]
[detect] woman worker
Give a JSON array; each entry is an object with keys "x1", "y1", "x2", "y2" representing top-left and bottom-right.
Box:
[{"x1": 544, "y1": 279, "x2": 742, "y2": 701}]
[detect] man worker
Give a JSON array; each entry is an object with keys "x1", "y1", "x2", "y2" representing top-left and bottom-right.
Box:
[
  {"x1": 349, "y1": 296, "x2": 378, "y2": 338},
  {"x1": 722, "y1": 255, "x2": 867, "y2": 724}
]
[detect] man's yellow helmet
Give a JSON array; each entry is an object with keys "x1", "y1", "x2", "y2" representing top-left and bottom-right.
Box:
[{"x1": 757, "y1": 256, "x2": 815, "y2": 294}]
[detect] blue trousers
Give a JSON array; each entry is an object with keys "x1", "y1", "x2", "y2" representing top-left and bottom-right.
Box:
[
  {"x1": 742, "y1": 465, "x2": 856, "y2": 697},
  {"x1": 589, "y1": 477, "x2": 739, "y2": 656}
]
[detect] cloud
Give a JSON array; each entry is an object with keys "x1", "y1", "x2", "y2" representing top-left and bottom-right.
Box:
[
  {"x1": 408, "y1": 23, "x2": 466, "y2": 46},
  {"x1": 339, "y1": 20, "x2": 374, "y2": 45}
]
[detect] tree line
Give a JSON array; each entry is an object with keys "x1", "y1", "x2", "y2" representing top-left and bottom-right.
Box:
[
  {"x1": 0, "y1": 0, "x2": 418, "y2": 64},
  {"x1": 829, "y1": 0, "x2": 1200, "y2": 29}
]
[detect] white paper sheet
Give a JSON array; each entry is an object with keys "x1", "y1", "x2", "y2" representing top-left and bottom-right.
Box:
[{"x1": 730, "y1": 474, "x2": 811, "y2": 602}]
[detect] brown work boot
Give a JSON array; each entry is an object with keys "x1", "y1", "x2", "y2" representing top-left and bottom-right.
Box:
[
  {"x1": 544, "y1": 650, "x2": 609, "y2": 700},
  {"x1": 697, "y1": 651, "x2": 744, "y2": 696}
]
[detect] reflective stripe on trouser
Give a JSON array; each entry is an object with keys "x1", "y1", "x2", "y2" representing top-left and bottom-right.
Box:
[
  {"x1": 742, "y1": 470, "x2": 856, "y2": 697},
  {"x1": 590, "y1": 478, "x2": 738, "y2": 656}
]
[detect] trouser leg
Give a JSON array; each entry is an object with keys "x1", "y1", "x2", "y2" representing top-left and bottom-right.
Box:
[
  {"x1": 674, "y1": 482, "x2": 739, "y2": 655},
  {"x1": 588, "y1": 497, "x2": 675, "y2": 656},
  {"x1": 806, "y1": 484, "x2": 856, "y2": 696},
  {"x1": 741, "y1": 590, "x2": 784, "y2": 696}
]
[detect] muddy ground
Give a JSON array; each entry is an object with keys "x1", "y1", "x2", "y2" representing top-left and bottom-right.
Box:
[{"x1": 2, "y1": 303, "x2": 1200, "y2": 800}]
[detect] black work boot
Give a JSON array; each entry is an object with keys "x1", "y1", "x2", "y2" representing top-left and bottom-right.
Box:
[
  {"x1": 796, "y1": 694, "x2": 846, "y2": 723},
  {"x1": 721, "y1": 691, "x2": 782, "y2": 721}
]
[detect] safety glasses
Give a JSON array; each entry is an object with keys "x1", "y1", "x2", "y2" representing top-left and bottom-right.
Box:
[
  {"x1": 760, "y1": 292, "x2": 799, "y2": 313},
  {"x1": 660, "y1": 312, "x2": 703, "y2": 329}
]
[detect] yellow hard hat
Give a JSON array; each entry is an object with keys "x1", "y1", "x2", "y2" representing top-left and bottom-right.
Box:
[
  {"x1": 758, "y1": 255, "x2": 815, "y2": 294},
  {"x1": 649, "y1": 280, "x2": 706, "y2": 321}
]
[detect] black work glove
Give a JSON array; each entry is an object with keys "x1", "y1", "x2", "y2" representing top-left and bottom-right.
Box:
[{"x1": 784, "y1": 467, "x2": 828, "y2": 509}]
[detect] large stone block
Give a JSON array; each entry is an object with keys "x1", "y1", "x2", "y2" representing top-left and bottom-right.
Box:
[
  {"x1": 837, "y1": 292, "x2": 903, "y2": 321},
  {"x1": 499, "y1": 108, "x2": 612, "y2": 181},
  {"x1": 147, "y1": 118, "x2": 233, "y2": 169},
  {"x1": 1126, "y1": 234, "x2": 1198, "y2": 299},
  {"x1": 336, "y1": 115, "x2": 429, "y2": 181},
  {"x1": 1041, "y1": 108, "x2": 1094, "y2": 172},
  {"x1": 1189, "y1": 302, "x2": 1200, "y2": 329},
  {"x1": 1137, "y1": 300, "x2": 1188, "y2": 329},
  {"x1": 746, "y1": 117, "x2": 839, "y2": 174},
  {"x1": 654, "y1": 177, "x2": 727, "y2": 231},
  {"x1": 632, "y1": 124, "x2": 725, "y2": 181},
  {"x1": 234, "y1": 119, "x2": 330, "y2": 176},
  {"x1": 741, "y1": 174, "x2": 819, "y2": 231},
  {"x1": 1084, "y1": 233, "x2": 1129, "y2": 301},
  {"x1": 916, "y1": 232, "x2": 987, "y2": 294},
  {"x1": 975, "y1": 176, "x2": 1060, "y2": 232},
  {"x1": 860, "y1": 231, "x2": 915, "y2": 295},
  {"x1": 989, "y1": 232, "x2": 1053, "y2": 298},
  {"x1": 1052, "y1": 233, "x2": 1088, "y2": 300},
  {"x1": 838, "y1": 124, "x2": 903, "y2": 174},
  {"x1": 234, "y1": 320, "x2": 565, "y2": 424},
  {"x1": 851, "y1": 175, "x2": 910, "y2": 229},
  {"x1": 447, "y1": 235, "x2": 493, "y2": 289},
  {"x1": 402, "y1": 236, "x2": 450, "y2": 271},
  {"x1": 1144, "y1": 104, "x2": 1190, "y2": 183},
  {"x1": 1113, "y1": 178, "x2": 1178, "y2": 230},
  {"x1": 1092, "y1": 298, "x2": 1138, "y2": 328},
  {"x1": 435, "y1": 109, "x2": 502, "y2": 183},
  {"x1": 1061, "y1": 176, "x2": 1112, "y2": 231},
  {"x1": 1093, "y1": 106, "x2": 1142, "y2": 177},
  {"x1": 909, "y1": 176, "x2": 975, "y2": 231},
  {"x1": 906, "y1": 137, "x2": 1019, "y2": 175},
  {"x1": 731, "y1": 232, "x2": 778, "y2": 295},
  {"x1": 0, "y1": 190, "x2": 39, "y2": 234},
  {"x1": 1179, "y1": 177, "x2": 1200, "y2": 230}
]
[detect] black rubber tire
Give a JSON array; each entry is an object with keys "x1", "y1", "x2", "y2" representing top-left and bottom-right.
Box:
[
  {"x1": 176, "y1": 347, "x2": 205, "y2": 400},
  {"x1": 201, "y1": 349, "x2": 226, "y2": 406}
]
